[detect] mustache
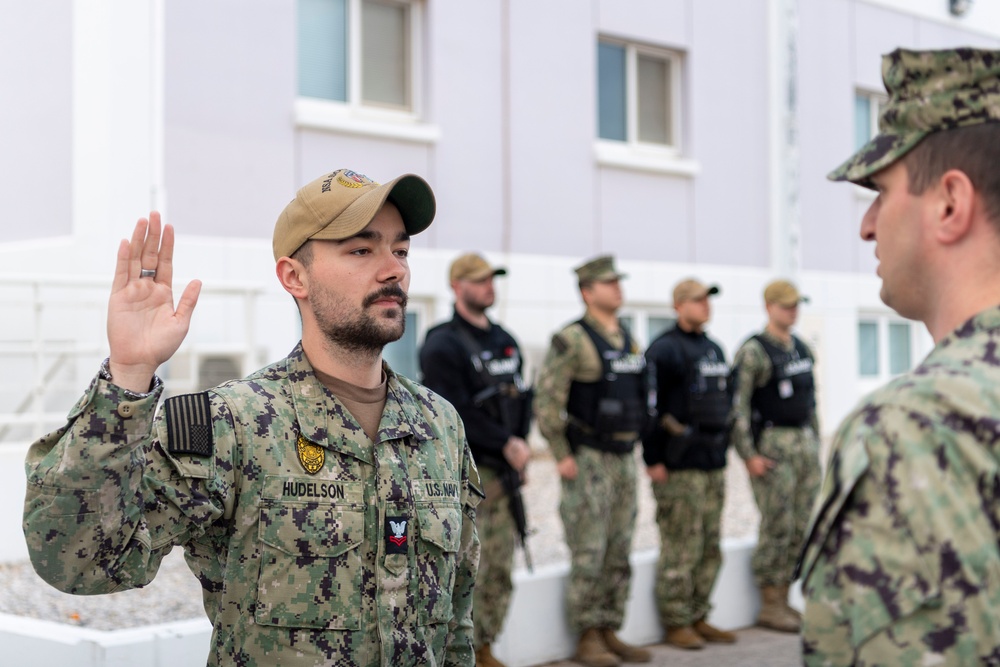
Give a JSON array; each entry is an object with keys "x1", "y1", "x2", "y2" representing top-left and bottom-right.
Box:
[{"x1": 363, "y1": 285, "x2": 408, "y2": 308}]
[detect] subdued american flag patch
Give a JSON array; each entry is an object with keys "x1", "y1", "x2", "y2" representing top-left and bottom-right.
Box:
[{"x1": 164, "y1": 392, "x2": 213, "y2": 457}]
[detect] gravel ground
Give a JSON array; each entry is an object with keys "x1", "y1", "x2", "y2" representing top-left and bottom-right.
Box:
[{"x1": 0, "y1": 448, "x2": 760, "y2": 630}]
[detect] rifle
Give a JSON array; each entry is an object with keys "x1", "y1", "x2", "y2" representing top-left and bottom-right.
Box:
[{"x1": 473, "y1": 386, "x2": 534, "y2": 572}]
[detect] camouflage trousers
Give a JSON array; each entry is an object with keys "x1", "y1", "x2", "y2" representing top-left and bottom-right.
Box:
[
  {"x1": 652, "y1": 467, "x2": 725, "y2": 628},
  {"x1": 749, "y1": 426, "x2": 821, "y2": 587},
  {"x1": 473, "y1": 467, "x2": 516, "y2": 648},
  {"x1": 559, "y1": 446, "x2": 637, "y2": 634}
]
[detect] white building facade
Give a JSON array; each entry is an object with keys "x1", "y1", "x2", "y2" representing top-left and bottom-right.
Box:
[{"x1": 2, "y1": 0, "x2": 999, "y2": 463}]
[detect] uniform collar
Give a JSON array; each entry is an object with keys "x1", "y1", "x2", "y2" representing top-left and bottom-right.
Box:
[{"x1": 285, "y1": 342, "x2": 433, "y2": 464}]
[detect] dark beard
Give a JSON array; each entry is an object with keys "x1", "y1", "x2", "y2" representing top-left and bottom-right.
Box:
[{"x1": 321, "y1": 286, "x2": 408, "y2": 357}]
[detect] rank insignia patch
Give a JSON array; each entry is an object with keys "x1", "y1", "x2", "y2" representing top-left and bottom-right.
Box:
[
  {"x1": 386, "y1": 516, "x2": 408, "y2": 554},
  {"x1": 296, "y1": 435, "x2": 325, "y2": 474}
]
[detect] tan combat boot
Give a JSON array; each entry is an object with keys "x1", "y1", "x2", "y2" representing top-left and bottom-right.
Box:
[
  {"x1": 599, "y1": 628, "x2": 652, "y2": 663},
  {"x1": 475, "y1": 643, "x2": 507, "y2": 667},
  {"x1": 693, "y1": 618, "x2": 738, "y2": 643},
  {"x1": 756, "y1": 586, "x2": 801, "y2": 633},
  {"x1": 779, "y1": 584, "x2": 802, "y2": 621},
  {"x1": 574, "y1": 628, "x2": 620, "y2": 667},
  {"x1": 664, "y1": 625, "x2": 705, "y2": 650}
]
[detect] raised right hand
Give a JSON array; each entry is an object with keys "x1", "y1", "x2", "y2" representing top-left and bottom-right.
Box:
[{"x1": 106, "y1": 213, "x2": 202, "y2": 393}]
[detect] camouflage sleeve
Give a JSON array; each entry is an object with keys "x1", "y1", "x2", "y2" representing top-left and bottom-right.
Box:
[
  {"x1": 801, "y1": 401, "x2": 1000, "y2": 664},
  {"x1": 23, "y1": 372, "x2": 233, "y2": 595},
  {"x1": 447, "y1": 429, "x2": 482, "y2": 667},
  {"x1": 533, "y1": 330, "x2": 578, "y2": 461},
  {"x1": 731, "y1": 338, "x2": 770, "y2": 460}
]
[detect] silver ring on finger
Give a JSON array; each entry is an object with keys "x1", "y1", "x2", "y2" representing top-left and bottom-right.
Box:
[{"x1": 140, "y1": 269, "x2": 156, "y2": 278}]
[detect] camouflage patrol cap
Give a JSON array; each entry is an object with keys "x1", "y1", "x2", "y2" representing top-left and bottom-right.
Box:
[
  {"x1": 449, "y1": 253, "x2": 507, "y2": 282},
  {"x1": 575, "y1": 255, "x2": 626, "y2": 284},
  {"x1": 673, "y1": 278, "x2": 720, "y2": 305},
  {"x1": 273, "y1": 169, "x2": 436, "y2": 260},
  {"x1": 829, "y1": 48, "x2": 1000, "y2": 188},
  {"x1": 764, "y1": 279, "x2": 809, "y2": 307}
]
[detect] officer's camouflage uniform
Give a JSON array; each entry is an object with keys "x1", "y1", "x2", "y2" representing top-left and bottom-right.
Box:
[
  {"x1": 23, "y1": 343, "x2": 481, "y2": 667},
  {"x1": 799, "y1": 310, "x2": 1000, "y2": 664},
  {"x1": 800, "y1": 47, "x2": 1000, "y2": 665},
  {"x1": 731, "y1": 332, "x2": 820, "y2": 587},
  {"x1": 535, "y1": 314, "x2": 639, "y2": 634}
]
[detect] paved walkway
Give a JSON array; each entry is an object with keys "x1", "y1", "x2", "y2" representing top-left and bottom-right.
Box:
[{"x1": 536, "y1": 627, "x2": 802, "y2": 667}]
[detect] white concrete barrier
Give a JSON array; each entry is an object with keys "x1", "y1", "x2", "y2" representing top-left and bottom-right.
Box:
[
  {"x1": 0, "y1": 536, "x2": 782, "y2": 667},
  {"x1": 0, "y1": 443, "x2": 30, "y2": 563}
]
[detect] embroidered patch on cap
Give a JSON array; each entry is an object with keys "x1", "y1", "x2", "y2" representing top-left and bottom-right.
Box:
[
  {"x1": 385, "y1": 516, "x2": 409, "y2": 554},
  {"x1": 164, "y1": 393, "x2": 213, "y2": 457}
]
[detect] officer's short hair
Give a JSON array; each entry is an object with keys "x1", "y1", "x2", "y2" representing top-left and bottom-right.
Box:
[{"x1": 903, "y1": 124, "x2": 1000, "y2": 227}]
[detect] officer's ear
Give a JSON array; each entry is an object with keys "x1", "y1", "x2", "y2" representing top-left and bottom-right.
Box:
[{"x1": 276, "y1": 256, "x2": 309, "y2": 300}]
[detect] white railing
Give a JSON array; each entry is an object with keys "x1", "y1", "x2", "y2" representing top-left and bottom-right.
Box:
[{"x1": 0, "y1": 274, "x2": 265, "y2": 446}]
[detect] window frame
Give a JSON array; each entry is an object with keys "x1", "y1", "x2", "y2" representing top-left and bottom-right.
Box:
[
  {"x1": 597, "y1": 38, "x2": 683, "y2": 153},
  {"x1": 595, "y1": 37, "x2": 696, "y2": 177},
  {"x1": 619, "y1": 306, "x2": 677, "y2": 348},
  {"x1": 856, "y1": 313, "x2": 925, "y2": 392},
  {"x1": 854, "y1": 89, "x2": 887, "y2": 150},
  {"x1": 296, "y1": 0, "x2": 437, "y2": 143}
]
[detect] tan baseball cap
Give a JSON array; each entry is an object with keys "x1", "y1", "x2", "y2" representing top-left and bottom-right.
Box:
[
  {"x1": 764, "y1": 279, "x2": 809, "y2": 307},
  {"x1": 272, "y1": 168, "x2": 436, "y2": 260},
  {"x1": 449, "y1": 253, "x2": 507, "y2": 282},
  {"x1": 673, "y1": 279, "x2": 720, "y2": 304}
]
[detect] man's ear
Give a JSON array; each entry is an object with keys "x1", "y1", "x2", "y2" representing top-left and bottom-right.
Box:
[
  {"x1": 276, "y1": 257, "x2": 308, "y2": 299},
  {"x1": 935, "y1": 169, "x2": 975, "y2": 245}
]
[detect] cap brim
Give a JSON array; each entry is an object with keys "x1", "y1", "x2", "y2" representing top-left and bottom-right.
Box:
[
  {"x1": 310, "y1": 174, "x2": 436, "y2": 242},
  {"x1": 827, "y1": 131, "x2": 928, "y2": 189},
  {"x1": 463, "y1": 267, "x2": 507, "y2": 281}
]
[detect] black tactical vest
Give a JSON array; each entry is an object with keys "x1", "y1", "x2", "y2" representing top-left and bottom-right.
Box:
[
  {"x1": 449, "y1": 321, "x2": 531, "y2": 437},
  {"x1": 566, "y1": 320, "x2": 646, "y2": 453},
  {"x1": 750, "y1": 334, "x2": 815, "y2": 427},
  {"x1": 667, "y1": 328, "x2": 731, "y2": 432}
]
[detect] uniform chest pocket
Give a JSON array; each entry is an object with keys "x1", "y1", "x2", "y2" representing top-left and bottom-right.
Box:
[
  {"x1": 415, "y1": 501, "x2": 463, "y2": 625},
  {"x1": 255, "y1": 500, "x2": 365, "y2": 629}
]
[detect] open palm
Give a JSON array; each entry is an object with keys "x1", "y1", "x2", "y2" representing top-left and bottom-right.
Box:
[{"x1": 106, "y1": 213, "x2": 201, "y2": 393}]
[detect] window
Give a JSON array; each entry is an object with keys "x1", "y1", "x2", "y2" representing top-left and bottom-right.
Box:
[
  {"x1": 620, "y1": 310, "x2": 676, "y2": 347},
  {"x1": 383, "y1": 311, "x2": 420, "y2": 380},
  {"x1": 854, "y1": 90, "x2": 886, "y2": 150},
  {"x1": 858, "y1": 316, "x2": 913, "y2": 379},
  {"x1": 597, "y1": 39, "x2": 681, "y2": 151},
  {"x1": 298, "y1": 0, "x2": 416, "y2": 112}
]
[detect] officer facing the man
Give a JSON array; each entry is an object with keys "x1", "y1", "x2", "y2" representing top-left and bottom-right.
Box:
[
  {"x1": 23, "y1": 168, "x2": 482, "y2": 666},
  {"x1": 643, "y1": 279, "x2": 736, "y2": 650},
  {"x1": 535, "y1": 255, "x2": 651, "y2": 667},
  {"x1": 731, "y1": 279, "x2": 820, "y2": 633},
  {"x1": 798, "y1": 48, "x2": 1000, "y2": 665},
  {"x1": 419, "y1": 253, "x2": 532, "y2": 667}
]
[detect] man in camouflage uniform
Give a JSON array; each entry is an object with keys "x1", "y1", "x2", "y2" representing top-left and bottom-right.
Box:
[
  {"x1": 731, "y1": 279, "x2": 820, "y2": 633},
  {"x1": 535, "y1": 256, "x2": 651, "y2": 667},
  {"x1": 798, "y1": 48, "x2": 1000, "y2": 665},
  {"x1": 643, "y1": 279, "x2": 736, "y2": 650},
  {"x1": 419, "y1": 253, "x2": 532, "y2": 667},
  {"x1": 22, "y1": 169, "x2": 482, "y2": 667}
]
